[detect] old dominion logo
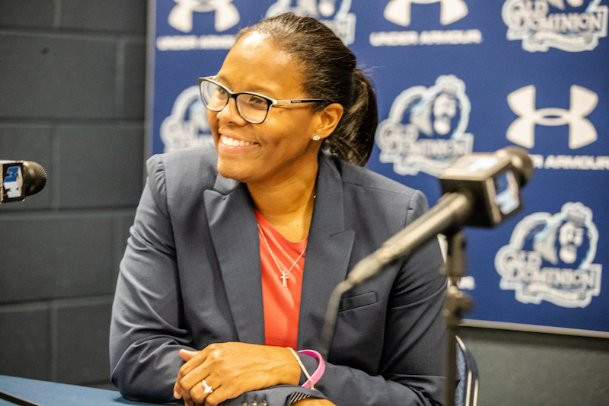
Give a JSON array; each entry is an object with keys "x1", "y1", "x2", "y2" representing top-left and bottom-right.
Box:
[
  {"x1": 502, "y1": 0, "x2": 608, "y2": 52},
  {"x1": 160, "y1": 86, "x2": 214, "y2": 152},
  {"x1": 495, "y1": 202, "x2": 602, "y2": 307},
  {"x1": 267, "y1": 0, "x2": 356, "y2": 44},
  {"x1": 376, "y1": 75, "x2": 474, "y2": 176}
]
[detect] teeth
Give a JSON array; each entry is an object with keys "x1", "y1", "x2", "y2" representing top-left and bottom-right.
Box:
[{"x1": 221, "y1": 135, "x2": 254, "y2": 147}]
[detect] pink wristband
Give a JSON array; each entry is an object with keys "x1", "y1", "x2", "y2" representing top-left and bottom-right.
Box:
[{"x1": 298, "y1": 349, "x2": 326, "y2": 389}]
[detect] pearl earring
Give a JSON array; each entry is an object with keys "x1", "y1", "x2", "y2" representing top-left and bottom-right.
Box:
[{"x1": 312, "y1": 134, "x2": 321, "y2": 141}]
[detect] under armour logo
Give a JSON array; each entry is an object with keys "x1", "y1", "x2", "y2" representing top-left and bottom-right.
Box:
[
  {"x1": 267, "y1": 0, "x2": 344, "y2": 18},
  {"x1": 384, "y1": 0, "x2": 468, "y2": 27},
  {"x1": 507, "y1": 85, "x2": 598, "y2": 149},
  {"x1": 318, "y1": 0, "x2": 338, "y2": 16},
  {"x1": 169, "y1": 0, "x2": 239, "y2": 33}
]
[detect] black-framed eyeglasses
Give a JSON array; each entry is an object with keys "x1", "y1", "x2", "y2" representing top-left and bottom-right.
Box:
[{"x1": 198, "y1": 77, "x2": 326, "y2": 124}]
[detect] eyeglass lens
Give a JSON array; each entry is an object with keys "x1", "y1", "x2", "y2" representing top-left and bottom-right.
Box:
[{"x1": 200, "y1": 81, "x2": 269, "y2": 124}]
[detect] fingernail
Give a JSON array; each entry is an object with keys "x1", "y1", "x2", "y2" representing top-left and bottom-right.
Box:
[{"x1": 173, "y1": 390, "x2": 181, "y2": 399}]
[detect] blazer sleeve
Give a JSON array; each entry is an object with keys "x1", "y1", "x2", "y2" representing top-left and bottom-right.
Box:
[
  {"x1": 109, "y1": 155, "x2": 192, "y2": 402},
  {"x1": 301, "y1": 190, "x2": 447, "y2": 405}
]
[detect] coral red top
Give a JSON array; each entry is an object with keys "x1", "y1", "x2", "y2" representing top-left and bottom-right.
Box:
[{"x1": 255, "y1": 210, "x2": 306, "y2": 350}]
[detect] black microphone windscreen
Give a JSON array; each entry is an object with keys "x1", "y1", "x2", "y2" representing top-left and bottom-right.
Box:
[{"x1": 23, "y1": 161, "x2": 47, "y2": 196}]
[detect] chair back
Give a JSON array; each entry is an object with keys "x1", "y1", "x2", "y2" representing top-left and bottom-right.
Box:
[{"x1": 455, "y1": 335, "x2": 479, "y2": 406}]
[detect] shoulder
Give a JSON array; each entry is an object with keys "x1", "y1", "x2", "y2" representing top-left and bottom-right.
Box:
[
  {"x1": 146, "y1": 145, "x2": 219, "y2": 194},
  {"x1": 332, "y1": 157, "x2": 429, "y2": 213},
  {"x1": 318, "y1": 155, "x2": 430, "y2": 239},
  {"x1": 147, "y1": 144, "x2": 217, "y2": 178}
]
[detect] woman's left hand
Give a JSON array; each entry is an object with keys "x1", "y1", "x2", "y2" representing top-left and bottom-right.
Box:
[{"x1": 173, "y1": 342, "x2": 301, "y2": 406}]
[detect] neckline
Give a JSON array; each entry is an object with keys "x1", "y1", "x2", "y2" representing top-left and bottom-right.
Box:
[{"x1": 254, "y1": 210, "x2": 308, "y2": 248}]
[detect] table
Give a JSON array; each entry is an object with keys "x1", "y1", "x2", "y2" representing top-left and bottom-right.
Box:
[{"x1": 0, "y1": 375, "x2": 163, "y2": 405}]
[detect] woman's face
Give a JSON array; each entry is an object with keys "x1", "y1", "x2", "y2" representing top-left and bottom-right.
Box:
[{"x1": 208, "y1": 32, "x2": 323, "y2": 185}]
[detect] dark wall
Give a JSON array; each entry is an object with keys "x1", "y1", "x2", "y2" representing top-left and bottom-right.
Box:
[
  {"x1": 1, "y1": 1, "x2": 608, "y2": 404},
  {"x1": 0, "y1": 0, "x2": 146, "y2": 386}
]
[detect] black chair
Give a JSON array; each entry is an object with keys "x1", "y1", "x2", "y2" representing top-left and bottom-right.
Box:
[{"x1": 455, "y1": 336, "x2": 479, "y2": 406}]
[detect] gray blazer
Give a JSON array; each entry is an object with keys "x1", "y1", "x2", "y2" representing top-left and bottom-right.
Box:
[{"x1": 110, "y1": 146, "x2": 446, "y2": 405}]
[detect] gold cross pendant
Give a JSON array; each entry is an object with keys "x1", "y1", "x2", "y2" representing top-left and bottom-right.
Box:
[{"x1": 280, "y1": 272, "x2": 289, "y2": 288}]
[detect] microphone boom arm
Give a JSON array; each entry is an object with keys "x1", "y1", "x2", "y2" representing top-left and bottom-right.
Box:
[{"x1": 347, "y1": 192, "x2": 472, "y2": 286}]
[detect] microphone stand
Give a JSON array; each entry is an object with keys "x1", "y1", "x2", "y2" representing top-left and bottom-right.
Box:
[{"x1": 443, "y1": 229, "x2": 473, "y2": 406}]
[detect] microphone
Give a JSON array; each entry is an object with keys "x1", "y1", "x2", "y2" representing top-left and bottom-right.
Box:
[
  {"x1": 1, "y1": 160, "x2": 47, "y2": 203},
  {"x1": 346, "y1": 147, "x2": 533, "y2": 286}
]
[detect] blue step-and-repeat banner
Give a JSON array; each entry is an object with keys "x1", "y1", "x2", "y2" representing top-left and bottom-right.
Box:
[{"x1": 147, "y1": 0, "x2": 609, "y2": 337}]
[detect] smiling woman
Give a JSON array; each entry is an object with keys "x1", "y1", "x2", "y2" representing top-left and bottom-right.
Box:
[
  {"x1": 110, "y1": 12, "x2": 446, "y2": 406},
  {"x1": 204, "y1": 29, "x2": 345, "y2": 204}
]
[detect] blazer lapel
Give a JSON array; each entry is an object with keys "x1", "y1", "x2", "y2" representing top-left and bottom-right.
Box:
[
  {"x1": 298, "y1": 155, "x2": 355, "y2": 350},
  {"x1": 203, "y1": 175, "x2": 265, "y2": 345}
]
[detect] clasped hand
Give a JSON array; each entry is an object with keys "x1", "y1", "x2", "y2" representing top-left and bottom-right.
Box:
[{"x1": 173, "y1": 342, "x2": 302, "y2": 406}]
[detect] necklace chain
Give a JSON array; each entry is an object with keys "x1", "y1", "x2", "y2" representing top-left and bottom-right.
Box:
[{"x1": 257, "y1": 224, "x2": 306, "y2": 288}]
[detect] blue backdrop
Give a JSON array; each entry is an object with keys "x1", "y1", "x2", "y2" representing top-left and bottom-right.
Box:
[{"x1": 148, "y1": 0, "x2": 609, "y2": 336}]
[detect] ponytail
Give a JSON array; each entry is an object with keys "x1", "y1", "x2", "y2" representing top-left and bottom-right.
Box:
[{"x1": 323, "y1": 69, "x2": 378, "y2": 166}]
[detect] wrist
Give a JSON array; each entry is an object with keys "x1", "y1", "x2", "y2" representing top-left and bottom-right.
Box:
[{"x1": 280, "y1": 347, "x2": 302, "y2": 385}]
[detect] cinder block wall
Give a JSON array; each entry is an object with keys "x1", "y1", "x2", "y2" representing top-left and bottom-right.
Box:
[{"x1": 0, "y1": 0, "x2": 146, "y2": 386}]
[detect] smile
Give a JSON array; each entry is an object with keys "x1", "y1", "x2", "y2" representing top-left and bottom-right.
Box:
[{"x1": 220, "y1": 135, "x2": 258, "y2": 147}]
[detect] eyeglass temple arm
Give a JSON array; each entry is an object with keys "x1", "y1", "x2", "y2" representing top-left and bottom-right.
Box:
[{"x1": 273, "y1": 99, "x2": 326, "y2": 105}]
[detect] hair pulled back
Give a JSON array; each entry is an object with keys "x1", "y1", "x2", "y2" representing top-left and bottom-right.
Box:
[{"x1": 237, "y1": 13, "x2": 378, "y2": 166}]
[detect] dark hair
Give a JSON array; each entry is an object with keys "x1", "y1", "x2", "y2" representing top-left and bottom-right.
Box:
[{"x1": 237, "y1": 12, "x2": 378, "y2": 166}]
